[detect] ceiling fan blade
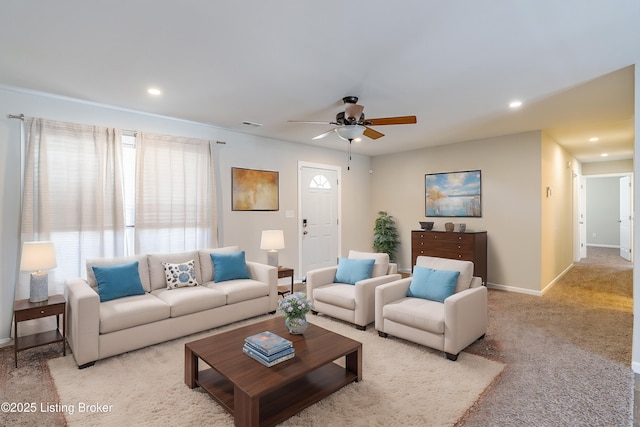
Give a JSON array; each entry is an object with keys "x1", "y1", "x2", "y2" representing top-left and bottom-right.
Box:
[
  {"x1": 345, "y1": 103, "x2": 364, "y2": 120},
  {"x1": 363, "y1": 127, "x2": 385, "y2": 140},
  {"x1": 312, "y1": 129, "x2": 336, "y2": 140},
  {"x1": 366, "y1": 116, "x2": 417, "y2": 126},
  {"x1": 287, "y1": 120, "x2": 334, "y2": 125}
]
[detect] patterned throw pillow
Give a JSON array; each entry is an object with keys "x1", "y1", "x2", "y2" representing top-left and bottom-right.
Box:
[{"x1": 162, "y1": 259, "x2": 199, "y2": 289}]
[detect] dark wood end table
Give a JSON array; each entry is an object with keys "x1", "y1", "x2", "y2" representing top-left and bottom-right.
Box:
[
  {"x1": 14, "y1": 294, "x2": 66, "y2": 368},
  {"x1": 185, "y1": 316, "x2": 362, "y2": 427},
  {"x1": 277, "y1": 267, "x2": 294, "y2": 297}
]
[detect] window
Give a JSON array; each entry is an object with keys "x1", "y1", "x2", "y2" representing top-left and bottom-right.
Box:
[{"x1": 309, "y1": 174, "x2": 331, "y2": 189}]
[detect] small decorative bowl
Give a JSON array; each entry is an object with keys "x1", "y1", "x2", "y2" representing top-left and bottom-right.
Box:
[{"x1": 419, "y1": 221, "x2": 434, "y2": 230}]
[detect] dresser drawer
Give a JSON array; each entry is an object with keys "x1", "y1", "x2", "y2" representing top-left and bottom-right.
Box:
[
  {"x1": 413, "y1": 248, "x2": 474, "y2": 261},
  {"x1": 412, "y1": 238, "x2": 473, "y2": 251}
]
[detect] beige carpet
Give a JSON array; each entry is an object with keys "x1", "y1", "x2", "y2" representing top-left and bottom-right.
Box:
[{"x1": 48, "y1": 314, "x2": 504, "y2": 427}]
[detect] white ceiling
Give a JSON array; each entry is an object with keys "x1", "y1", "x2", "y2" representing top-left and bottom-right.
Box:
[{"x1": 1, "y1": 1, "x2": 638, "y2": 162}]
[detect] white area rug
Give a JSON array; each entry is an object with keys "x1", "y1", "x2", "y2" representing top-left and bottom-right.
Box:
[{"x1": 48, "y1": 314, "x2": 504, "y2": 426}]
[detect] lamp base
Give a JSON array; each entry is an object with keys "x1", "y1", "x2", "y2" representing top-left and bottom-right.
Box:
[
  {"x1": 267, "y1": 251, "x2": 279, "y2": 268},
  {"x1": 29, "y1": 272, "x2": 49, "y2": 303}
]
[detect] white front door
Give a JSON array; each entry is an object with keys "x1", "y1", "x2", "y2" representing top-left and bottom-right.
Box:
[
  {"x1": 298, "y1": 162, "x2": 340, "y2": 279},
  {"x1": 620, "y1": 175, "x2": 632, "y2": 261}
]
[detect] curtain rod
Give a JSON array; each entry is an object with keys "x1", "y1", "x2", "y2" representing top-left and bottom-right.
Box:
[{"x1": 8, "y1": 114, "x2": 24, "y2": 120}]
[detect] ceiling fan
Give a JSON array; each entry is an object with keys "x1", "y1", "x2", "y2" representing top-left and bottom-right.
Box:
[{"x1": 288, "y1": 96, "x2": 417, "y2": 142}]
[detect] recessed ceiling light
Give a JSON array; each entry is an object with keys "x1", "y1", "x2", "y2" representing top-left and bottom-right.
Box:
[
  {"x1": 509, "y1": 100, "x2": 522, "y2": 109},
  {"x1": 147, "y1": 87, "x2": 162, "y2": 96},
  {"x1": 601, "y1": 153, "x2": 609, "y2": 157},
  {"x1": 589, "y1": 137, "x2": 599, "y2": 142}
]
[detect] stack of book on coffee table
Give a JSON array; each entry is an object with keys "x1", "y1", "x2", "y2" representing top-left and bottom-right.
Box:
[{"x1": 243, "y1": 331, "x2": 295, "y2": 367}]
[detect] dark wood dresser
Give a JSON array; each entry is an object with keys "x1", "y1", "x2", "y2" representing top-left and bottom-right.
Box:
[{"x1": 411, "y1": 230, "x2": 487, "y2": 285}]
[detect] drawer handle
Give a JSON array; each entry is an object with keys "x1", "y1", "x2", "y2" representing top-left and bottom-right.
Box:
[
  {"x1": 40, "y1": 310, "x2": 45, "y2": 314},
  {"x1": 458, "y1": 255, "x2": 462, "y2": 258}
]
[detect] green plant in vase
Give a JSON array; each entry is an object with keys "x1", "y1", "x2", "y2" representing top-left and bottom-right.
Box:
[{"x1": 373, "y1": 210, "x2": 400, "y2": 263}]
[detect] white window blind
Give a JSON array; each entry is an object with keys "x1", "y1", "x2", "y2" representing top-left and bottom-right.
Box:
[{"x1": 134, "y1": 132, "x2": 217, "y2": 253}]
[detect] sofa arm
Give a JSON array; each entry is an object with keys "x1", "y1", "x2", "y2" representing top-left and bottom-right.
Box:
[
  {"x1": 354, "y1": 273, "x2": 402, "y2": 326},
  {"x1": 306, "y1": 266, "x2": 338, "y2": 305},
  {"x1": 245, "y1": 261, "x2": 278, "y2": 310},
  {"x1": 65, "y1": 278, "x2": 100, "y2": 367},
  {"x1": 443, "y1": 286, "x2": 488, "y2": 355},
  {"x1": 375, "y1": 278, "x2": 412, "y2": 330}
]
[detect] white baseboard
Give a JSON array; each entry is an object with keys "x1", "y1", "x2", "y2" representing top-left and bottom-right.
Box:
[{"x1": 486, "y1": 283, "x2": 542, "y2": 296}]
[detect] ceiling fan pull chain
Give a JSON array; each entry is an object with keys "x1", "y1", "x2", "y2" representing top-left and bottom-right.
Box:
[{"x1": 348, "y1": 139, "x2": 352, "y2": 170}]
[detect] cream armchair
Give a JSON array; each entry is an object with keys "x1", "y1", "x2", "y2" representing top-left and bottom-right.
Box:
[
  {"x1": 375, "y1": 256, "x2": 487, "y2": 361},
  {"x1": 306, "y1": 250, "x2": 401, "y2": 330}
]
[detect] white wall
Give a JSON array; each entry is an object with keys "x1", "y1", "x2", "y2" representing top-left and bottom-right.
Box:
[
  {"x1": 585, "y1": 177, "x2": 621, "y2": 247},
  {"x1": 540, "y1": 132, "x2": 578, "y2": 291},
  {"x1": 0, "y1": 87, "x2": 373, "y2": 341},
  {"x1": 371, "y1": 131, "x2": 549, "y2": 293},
  {"x1": 632, "y1": 63, "x2": 640, "y2": 374}
]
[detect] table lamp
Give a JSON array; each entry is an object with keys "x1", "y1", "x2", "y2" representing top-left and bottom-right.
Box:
[
  {"x1": 20, "y1": 241, "x2": 57, "y2": 303},
  {"x1": 260, "y1": 230, "x2": 285, "y2": 267}
]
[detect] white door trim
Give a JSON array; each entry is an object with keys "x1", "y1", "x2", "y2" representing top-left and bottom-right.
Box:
[{"x1": 297, "y1": 161, "x2": 342, "y2": 278}]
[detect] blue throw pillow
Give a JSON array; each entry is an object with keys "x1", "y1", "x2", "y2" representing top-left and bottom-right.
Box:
[
  {"x1": 334, "y1": 258, "x2": 375, "y2": 285},
  {"x1": 92, "y1": 261, "x2": 146, "y2": 303},
  {"x1": 211, "y1": 251, "x2": 250, "y2": 283},
  {"x1": 407, "y1": 266, "x2": 460, "y2": 303}
]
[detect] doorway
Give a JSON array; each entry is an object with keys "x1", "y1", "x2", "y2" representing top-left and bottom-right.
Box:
[
  {"x1": 298, "y1": 162, "x2": 341, "y2": 279},
  {"x1": 582, "y1": 174, "x2": 633, "y2": 263}
]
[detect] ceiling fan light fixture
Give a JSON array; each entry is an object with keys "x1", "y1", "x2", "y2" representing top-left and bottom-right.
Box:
[{"x1": 336, "y1": 125, "x2": 365, "y2": 141}]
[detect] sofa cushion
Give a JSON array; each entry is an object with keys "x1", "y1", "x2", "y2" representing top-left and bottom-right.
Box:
[
  {"x1": 210, "y1": 251, "x2": 250, "y2": 283},
  {"x1": 162, "y1": 259, "x2": 199, "y2": 289},
  {"x1": 334, "y1": 258, "x2": 375, "y2": 285},
  {"x1": 348, "y1": 250, "x2": 389, "y2": 277},
  {"x1": 383, "y1": 297, "x2": 445, "y2": 333},
  {"x1": 199, "y1": 246, "x2": 241, "y2": 283},
  {"x1": 152, "y1": 286, "x2": 226, "y2": 317},
  {"x1": 99, "y1": 293, "x2": 170, "y2": 334},
  {"x1": 205, "y1": 278, "x2": 269, "y2": 304},
  {"x1": 415, "y1": 256, "x2": 474, "y2": 293},
  {"x1": 92, "y1": 261, "x2": 146, "y2": 303},
  {"x1": 407, "y1": 266, "x2": 459, "y2": 303},
  {"x1": 313, "y1": 284, "x2": 356, "y2": 310},
  {"x1": 86, "y1": 254, "x2": 151, "y2": 292},
  {"x1": 148, "y1": 251, "x2": 200, "y2": 291}
]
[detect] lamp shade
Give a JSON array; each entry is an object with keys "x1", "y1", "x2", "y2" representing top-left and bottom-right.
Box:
[
  {"x1": 336, "y1": 125, "x2": 365, "y2": 141},
  {"x1": 20, "y1": 241, "x2": 57, "y2": 271},
  {"x1": 260, "y1": 230, "x2": 285, "y2": 250}
]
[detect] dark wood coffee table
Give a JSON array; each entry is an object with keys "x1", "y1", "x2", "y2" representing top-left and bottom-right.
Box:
[{"x1": 185, "y1": 317, "x2": 362, "y2": 427}]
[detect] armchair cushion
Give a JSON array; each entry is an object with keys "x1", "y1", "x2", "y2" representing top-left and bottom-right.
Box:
[
  {"x1": 334, "y1": 258, "x2": 375, "y2": 285},
  {"x1": 348, "y1": 250, "x2": 389, "y2": 277},
  {"x1": 407, "y1": 266, "x2": 459, "y2": 303},
  {"x1": 210, "y1": 251, "x2": 250, "y2": 283}
]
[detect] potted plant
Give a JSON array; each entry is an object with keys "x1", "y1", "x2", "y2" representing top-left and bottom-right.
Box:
[
  {"x1": 278, "y1": 292, "x2": 313, "y2": 334},
  {"x1": 373, "y1": 211, "x2": 400, "y2": 262}
]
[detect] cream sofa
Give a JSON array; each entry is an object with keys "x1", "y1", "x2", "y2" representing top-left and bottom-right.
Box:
[
  {"x1": 65, "y1": 246, "x2": 277, "y2": 368},
  {"x1": 375, "y1": 256, "x2": 487, "y2": 361}
]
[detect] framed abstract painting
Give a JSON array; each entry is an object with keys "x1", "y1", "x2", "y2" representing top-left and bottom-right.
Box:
[
  {"x1": 425, "y1": 170, "x2": 481, "y2": 217},
  {"x1": 232, "y1": 167, "x2": 279, "y2": 211}
]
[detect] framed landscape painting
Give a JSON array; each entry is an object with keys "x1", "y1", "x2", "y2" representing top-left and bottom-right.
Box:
[
  {"x1": 232, "y1": 167, "x2": 279, "y2": 211},
  {"x1": 425, "y1": 170, "x2": 481, "y2": 217}
]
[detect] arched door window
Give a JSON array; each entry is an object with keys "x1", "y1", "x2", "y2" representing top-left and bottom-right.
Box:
[{"x1": 309, "y1": 174, "x2": 331, "y2": 189}]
